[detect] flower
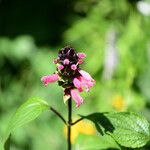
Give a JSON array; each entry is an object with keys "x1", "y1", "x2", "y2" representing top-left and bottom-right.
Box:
[
  {"x1": 41, "y1": 46, "x2": 95, "y2": 107},
  {"x1": 70, "y1": 89, "x2": 83, "y2": 107},
  {"x1": 71, "y1": 64, "x2": 77, "y2": 70},
  {"x1": 73, "y1": 76, "x2": 95, "y2": 93},
  {"x1": 73, "y1": 78, "x2": 83, "y2": 92},
  {"x1": 41, "y1": 74, "x2": 59, "y2": 86},
  {"x1": 78, "y1": 59, "x2": 83, "y2": 64},
  {"x1": 63, "y1": 59, "x2": 70, "y2": 65},
  {"x1": 57, "y1": 64, "x2": 64, "y2": 70},
  {"x1": 77, "y1": 53, "x2": 86, "y2": 59}
]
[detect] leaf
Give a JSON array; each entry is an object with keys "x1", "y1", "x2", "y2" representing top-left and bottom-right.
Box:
[
  {"x1": 83, "y1": 112, "x2": 150, "y2": 148},
  {"x1": 1, "y1": 97, "x2": 49, "y2": 150},
  {"x1": 76, "y1": 134, "x2": 120, "y2": 150},
  {"x1": 4, "y1": 135, "x2": 11, "y2": 150}
]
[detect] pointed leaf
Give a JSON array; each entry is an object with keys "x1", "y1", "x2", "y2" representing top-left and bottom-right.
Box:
[{"x1": 1, "y1": 97, "x2": 49, "y2": 150}]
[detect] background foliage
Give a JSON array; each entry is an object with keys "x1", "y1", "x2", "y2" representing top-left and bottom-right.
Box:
[{"x1": 0, "y1": 0, "x2": 150, "y2": 149}]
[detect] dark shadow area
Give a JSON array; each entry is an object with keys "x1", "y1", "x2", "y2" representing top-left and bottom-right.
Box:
[
  {"x1": 82, "y1": 113, "x2": 115, "y2": 136},
  {"x1": 0, "y1": 0, "x2": 76, "y2": 46}
]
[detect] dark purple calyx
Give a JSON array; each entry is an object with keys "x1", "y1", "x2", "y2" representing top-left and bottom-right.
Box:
[{"x1": 57, "y1": 46, "x2": 80, "y2": 89}]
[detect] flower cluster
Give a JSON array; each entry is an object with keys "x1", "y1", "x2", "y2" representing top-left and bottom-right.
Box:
[{"x1": 41, "y1": 46, "x2": 95, "y2": 107}]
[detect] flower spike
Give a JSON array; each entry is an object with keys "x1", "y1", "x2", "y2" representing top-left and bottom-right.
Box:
[{"x1": 41, "y1": 46, "x2": 95, "y2": 107}]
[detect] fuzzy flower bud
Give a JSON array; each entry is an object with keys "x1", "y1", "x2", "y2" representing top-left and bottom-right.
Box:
[
  {"x1": 63, "y1": 59, "x2": 70, "y2": 65},
  {"x1": 57, "y1": 64, "x2": 64, "y2": 70},
  {"x1": 78, "y1": 59, "x2": 83, "y2": 64},
  {"x1": 71, "y1": 64, "x2": 77, "y2": 70},
  {"x1": 77, "y1": 53, "x2": 86, "y2": 59}
]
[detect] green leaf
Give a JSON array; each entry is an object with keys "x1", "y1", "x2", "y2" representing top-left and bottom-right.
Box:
[
  {"x1": 76, "y1": 134, "x2": 120, "y2": 150},
  {"x1": 1, "y1": 97, "x2": 49, "y2": 150},
  {"x1": 4, "y1": 135, "x2": 11, "y2": 150},
  {"x1": 83, "y1": 112, "x2": 150, "y2": 148}
]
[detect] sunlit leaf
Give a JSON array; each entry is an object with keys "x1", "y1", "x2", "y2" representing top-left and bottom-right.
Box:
[
  {"x1": 76, "y1": 134, "x2": 120, "y2": 150},
  {"x1": 83, "y1": 112, "x2": 150, "y2": 148},
  {"x1": 1, "y1": 97, "x2": 49, "y2": 150}
]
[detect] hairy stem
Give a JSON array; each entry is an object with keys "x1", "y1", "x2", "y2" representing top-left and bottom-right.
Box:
[
  {"x1": 50, "y1": 106, "x2": 67, "y2": 125},
  {"x1": 68, "y1": 98, "x2": 72, "y2": 150}
]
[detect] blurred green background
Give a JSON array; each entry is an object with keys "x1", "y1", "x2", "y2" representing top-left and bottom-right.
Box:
[{"x1": 0, "y1": 0, "x2": 150, "y2": 149}]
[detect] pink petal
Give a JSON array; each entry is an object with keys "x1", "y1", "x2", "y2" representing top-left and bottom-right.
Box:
[
  {"x1": 71, "y1": 89, "x2": 83, "y2": 108},
  {"x1": 77, "y1": 53, "x2": 86, "y2": 59},
  {"x1": 78, "y1": 59, "x2": 83, "y2": 64},
  {"x1": 58, "y1": 64, "x2": 64, "y2": 70},
  {"x1": 79, "y1": 70, "x2": 93, "y2": 80},
  {"x1": 41, "y1": 74, "x2": 59, "y2": 86},
  {"x1": 63, "y1": 59, "x2": 70, "y2": 65},
  {"x1": 78, "y1": 76, "x2": 95, "y2": 92},
  {"x1": 71, "y1": 64, "x2": 77, "y2": 70},
  {"x1": 73, "y1": 78, "x2": 83, "y2": 92}
]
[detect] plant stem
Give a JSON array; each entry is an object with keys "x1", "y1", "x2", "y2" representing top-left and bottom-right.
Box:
[
  {"x1": 50, "y1": 106, "x2": 67, "y2": 125},
  {"x1": 71, "y1": 117, "x2": 83, "y2": 126},
  {"x1": 68, "y1": 98, "x2": 72, "y2": 150}
]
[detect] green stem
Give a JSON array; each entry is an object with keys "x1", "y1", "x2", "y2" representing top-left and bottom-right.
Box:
[
  {"x1": 68, "y1": 98, "x2": 72, "y2": 150},
  {"x1": 71, "y1": 117, "x2": 83, "y2": 126},
  {"x1": 50, "y1": 107, "x2": 67, "y2": 125}
]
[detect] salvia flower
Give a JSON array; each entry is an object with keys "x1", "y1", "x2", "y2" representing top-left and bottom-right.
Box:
[
  {"x1": 41, "y1": 74, "x2": 59, "y2": 86},
  {"x1": 41, "y1": 46, "x2": 95, "y2": 107}
]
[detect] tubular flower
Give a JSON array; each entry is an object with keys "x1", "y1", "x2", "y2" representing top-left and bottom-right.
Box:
[
  {"x1": 73, "y1": 78, "x2": 83, "y2": 92},
  {"x1": 41, "y1": 74, "x2": 59, "y2": 86},
  {"x1": 71, "y1": 89, "x2": 83, "y2": 107},
  {"x1": 41, "y1": 46, "x2": 95, "y2": 107}
]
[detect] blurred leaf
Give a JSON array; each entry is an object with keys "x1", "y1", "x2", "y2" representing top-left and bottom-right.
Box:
[
  {"x1": 76, "y1": 134, "x2": 120, "y2": 150},
  {"x1": 82, "y1": 112, "x2": 150, "y2": 148},
  {"x1": 1, "y1": 97, "x2": 49, "y2": 150},
  {"x1": 138, "y1": 66, "x2": 150, "y2": 101},
  {"x1": 4, "y1": 135, "x2": 11, "y2": 150}
]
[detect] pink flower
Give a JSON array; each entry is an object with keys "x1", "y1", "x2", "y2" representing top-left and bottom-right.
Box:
[
  {"x1": 70, "y1": 89, "x2": 83, "y2": 108},
  {"x1": 79, "y1": 70, "x2": 93, "y2": 81},
  {"x1": 63, "y1": 59, "x2": 70, "y2": 65},
  {"x1": 73, "y1": 78, "x2": 83, "y2": 92},
  {"x1": 41, "y1": 46, "x2": 95, "y2": 108},
  {"x1": 71, "y1": 64, "x2": 77, "y2": 70},
  {"x1": 73, "y1": 70, "x2": 95, "y2": 92},
  {"x1": 77, "y1": 53, "x2": 86, "y2": 59},
  {"x1": 78, "y1": 59, "x2": 83, "y2": 64},
  {"x1": 79, "y1": 76, "x2": 95, "y2": 92},
  {"x1": 41, "y1": 74, "x2": 59, "y2": 86},
  {"x1": 58, "y1": 64, "x2": 64, "y2": 70}
]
